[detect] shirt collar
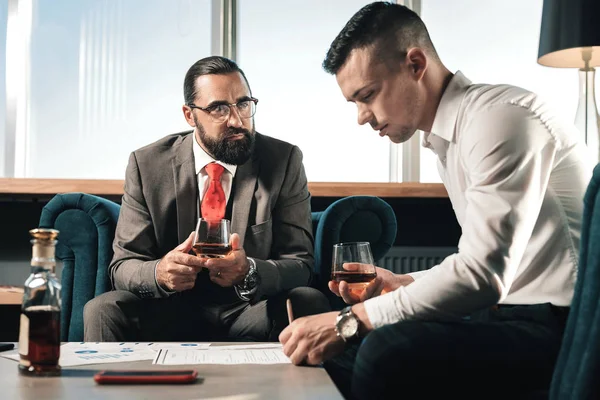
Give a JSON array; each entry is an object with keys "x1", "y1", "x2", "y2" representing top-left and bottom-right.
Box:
[
  {"x1": 423, "y1": 71, "x2": 472, "y2": 149},
  {"x1": 192, "y1": 132, "x2": 237, "y2": 177}
]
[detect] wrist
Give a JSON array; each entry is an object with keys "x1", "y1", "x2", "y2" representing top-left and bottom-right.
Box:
[
  {"x1": 335, "y1": 306, "x2": 362, "y2": 343},
  {"x1": 400, "y1": 274, "x2": 415, "y2": 285},
  {"x1": 155, "y1": 259, "x2": 175, "y2": 295},
  {"x1": 386, "y1": 274, "x2": 414, "y2": 293},
  {"x1": 235, "y1": 257, "x2": 260, "y2": 300},
  {"x1": 351, "y1": 303, "x2": 373, "y2": 336},
  {"x1": 240, "y1": 258, "x2": 259, "y2": 288}
]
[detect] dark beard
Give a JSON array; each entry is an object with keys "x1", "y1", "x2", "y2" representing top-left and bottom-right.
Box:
[{"x1": 194, "y1": 118, "x2": 256, "y2": 165}]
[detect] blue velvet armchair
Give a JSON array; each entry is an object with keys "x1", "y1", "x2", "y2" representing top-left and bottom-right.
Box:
[
  {"x1": 549, "y1": 164, "x2": 600, "y2": 399},
  {"x1": 39, "y1": 193, "x2": 397, "y2": 341}
]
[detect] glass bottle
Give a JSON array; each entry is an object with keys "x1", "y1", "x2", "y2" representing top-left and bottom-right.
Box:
[{"x1": 18, "y1": 228, "x2": 61, "y2": 376}]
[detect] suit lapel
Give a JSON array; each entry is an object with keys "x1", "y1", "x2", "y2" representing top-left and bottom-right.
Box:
[
  {"x1": 231, "y1": 152, "x2": 259, "y2": 247},
  {"x1": 173, "y1": 133, "x2": 198, "y2": 243}
]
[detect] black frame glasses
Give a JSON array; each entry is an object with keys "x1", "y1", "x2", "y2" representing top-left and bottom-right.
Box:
[{"x1": 188, "y1": 97, "x2": 258, "y2": 123}]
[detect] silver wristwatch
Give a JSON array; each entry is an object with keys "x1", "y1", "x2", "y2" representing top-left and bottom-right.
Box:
[
  {"x1": 335, "y1": 306, "x2": 361, "y2": 343},
  {"x1": 235, "y1": 257, "x2": 260, "y2": 301}
]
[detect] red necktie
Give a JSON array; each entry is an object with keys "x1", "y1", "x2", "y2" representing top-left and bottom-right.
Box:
[{"x1": 201, "y1": 162, "x2": 226, "y2": 221}]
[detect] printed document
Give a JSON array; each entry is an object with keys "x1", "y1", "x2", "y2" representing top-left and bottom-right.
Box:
[{"x1": 153, "y1": 348, "x2": 291, "y2": 365}]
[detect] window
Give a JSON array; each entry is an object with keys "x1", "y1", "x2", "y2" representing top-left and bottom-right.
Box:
[
  {"x1": 238, "y1": 0, "x2": 391, "y2": 182},
  {"x1": 0, "y1": 2, "x2": 6, "y2": 177},
  {"x1": 26, "y1": 0, "x2": 211, "y2": 178},
  {"x1": 5, "y1": 0, "x2": 588, "y2": 183}
]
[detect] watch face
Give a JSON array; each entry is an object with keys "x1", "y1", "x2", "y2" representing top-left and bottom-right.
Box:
[{"x1": 340, "y1": 314, "x2": 359, "y2": 338}]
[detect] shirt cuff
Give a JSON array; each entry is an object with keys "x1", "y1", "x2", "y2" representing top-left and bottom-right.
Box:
[
  {"x1": 363, "y1": 290, "x2": 402, "y2": 329},
  {"x1": 155, "y1": 259, "x2": 175, "y2": 297}
]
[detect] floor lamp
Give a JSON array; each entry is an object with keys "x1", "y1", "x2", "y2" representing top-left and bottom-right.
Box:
[{"x1": 538, "y1": 0, "x2": 600, "y2": 162}]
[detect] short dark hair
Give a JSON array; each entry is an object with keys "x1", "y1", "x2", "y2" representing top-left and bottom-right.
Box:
[
  {"x1": 183, "y1": 56, "x2": 251, "y2": 104},
  {"x1": 323, "y1": 1, "x2": 438, "y2": 74}
]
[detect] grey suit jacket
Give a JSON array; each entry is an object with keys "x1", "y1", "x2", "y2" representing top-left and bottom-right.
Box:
[{"x1": 109, "y1": 130, "x2": 314, "y2": 300}]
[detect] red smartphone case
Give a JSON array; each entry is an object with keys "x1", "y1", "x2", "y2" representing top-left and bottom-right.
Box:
[{"x1": 94, "y1": 370, "x2": 198, "y2": 384}]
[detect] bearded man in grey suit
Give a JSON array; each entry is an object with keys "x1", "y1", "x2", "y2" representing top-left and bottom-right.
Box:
[{"x1": 83, "y1": 56, "x2": 330, "y2": 342}]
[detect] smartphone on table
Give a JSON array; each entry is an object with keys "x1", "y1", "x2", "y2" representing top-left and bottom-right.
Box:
[
  {"x1": 0, "y1": 343, "x2": 15, "y2": 352},
  {"x1": 94, "y1": 370, "x2": 199, "y2": 384}
]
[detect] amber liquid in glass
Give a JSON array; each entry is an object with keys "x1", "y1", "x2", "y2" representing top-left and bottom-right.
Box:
[
  {"x1": 332, "y1": 271, "x2": 377, "y2": 299},
  {"x1": 332, "y1": 271, "x2": 377, "y2": 284},
  {"x1": 19, "y1": 306, "x2": 60, "y2": 376},
  {"x1": 192, "y1": 243, "x2": 232, "y2": 258}
]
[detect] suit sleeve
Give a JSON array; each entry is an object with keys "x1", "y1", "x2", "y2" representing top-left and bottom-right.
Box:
[
  {"x1": 253, "y1": 145, "x2": 314, "y2": 297},
  {"x1": 109, "y1": 152, "x2": 166, "y2": 298}
]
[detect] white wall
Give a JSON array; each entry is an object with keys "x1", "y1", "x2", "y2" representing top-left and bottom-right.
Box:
[{"x1": 419, "y1": 0, "x2": 588, "y2": 182}]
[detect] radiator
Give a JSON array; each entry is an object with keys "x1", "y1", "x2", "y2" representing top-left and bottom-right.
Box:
[{"x1": 378, "y1": 246, "x2": 457, "y2": 274}]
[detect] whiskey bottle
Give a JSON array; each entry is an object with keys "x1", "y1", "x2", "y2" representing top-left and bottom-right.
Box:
[{"x1": 18, "y1": 228, "x2": 61, "y2": 376}]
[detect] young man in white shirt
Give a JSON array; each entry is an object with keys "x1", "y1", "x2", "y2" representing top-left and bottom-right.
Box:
[{"x1": 278, "y1": 2, "x2": 592, "y2": 398}]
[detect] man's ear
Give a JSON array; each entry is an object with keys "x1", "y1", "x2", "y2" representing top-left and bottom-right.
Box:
[
  {"x1": 182, "y1": 105, "x2": 195, "y2": 127},
  {"x1": 406, "y1": 48, "x2": 427, "y2": 81}
]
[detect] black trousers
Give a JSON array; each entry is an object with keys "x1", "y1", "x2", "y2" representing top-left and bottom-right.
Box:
[
  {"x1": 83, "y1": 287, "x2": 330, "y2": 342},
  {"x1": 325, "y1": 303, "x2": 568, "y2": 400}
]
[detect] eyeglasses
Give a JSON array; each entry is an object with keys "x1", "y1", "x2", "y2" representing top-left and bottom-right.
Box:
[{"x1": 188, "y1": 97, "x2": 258, "y2": 123}]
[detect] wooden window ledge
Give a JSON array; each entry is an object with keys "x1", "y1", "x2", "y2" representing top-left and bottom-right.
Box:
[{"x1": 0, "y1": 178, "x2": 448, "y2": 198}]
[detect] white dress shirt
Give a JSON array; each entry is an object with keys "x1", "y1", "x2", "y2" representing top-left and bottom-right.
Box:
[
  {"x1": 192, "y1": 135, "x2": 237, "y2": 204},
  {"x1": 364, "y1": 71, "x2": 593, "y2": 328}
]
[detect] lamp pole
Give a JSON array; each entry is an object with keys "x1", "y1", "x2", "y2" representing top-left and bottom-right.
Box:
[{"x1": 575, "y1": 47, "x2": 600, "y2": 162}]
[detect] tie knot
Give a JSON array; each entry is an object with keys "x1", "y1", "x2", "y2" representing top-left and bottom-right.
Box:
[{"x1": 205, "y1": 162, "x2": 225, "y2": 181}]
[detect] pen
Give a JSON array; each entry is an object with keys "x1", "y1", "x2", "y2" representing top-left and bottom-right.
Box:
[{"x1": 286, "y1": 298, "x2": 294, "y2": 324}]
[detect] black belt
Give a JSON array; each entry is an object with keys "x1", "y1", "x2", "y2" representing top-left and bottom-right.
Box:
[{"x1": 491, "y1": 303, "x2": 570, "y2": 327}]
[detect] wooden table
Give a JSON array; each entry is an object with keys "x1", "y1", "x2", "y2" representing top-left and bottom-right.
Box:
[{"x1": 0, "y1": 345, "x2": 343, "y2": 400}]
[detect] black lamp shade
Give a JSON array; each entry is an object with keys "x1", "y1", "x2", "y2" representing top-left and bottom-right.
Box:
[{"x1": 538, "y1": 0, "x2": 600, "y2": 68}]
